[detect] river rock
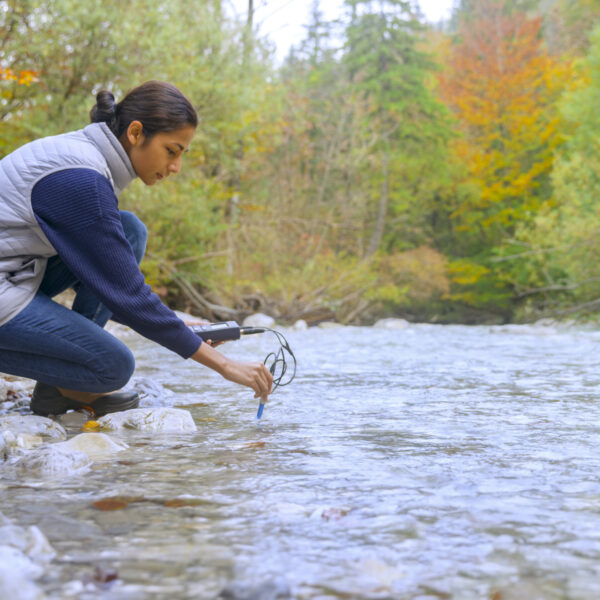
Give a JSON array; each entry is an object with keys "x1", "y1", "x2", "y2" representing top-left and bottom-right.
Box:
[
  {"x1": 97, "y1": 407, "x2": 197, "y2": 433},
  {"x1": 317, "y1": 321, "x2": 342, "y2": 328},
  {"x1": 0, "y1": 512, "x2": 55, "y2": 600},
  {"x1": 15, "y1": 444, "x2": 92, "y2": 477},
  {"x1": 55, "y1": 433, "x2": 128, "y2": 460},
  {"x1": 0, "y1": 415, "x2": 67, "y2": 458},
  {"x1": 291, "y1": 319, "x2": 308, "y2": 331},
  {"x1": 0, "y1": 415, "x2": 66, "y2": 440},
  {"x1": 128, "y1": 376, "x2": 174, "y2": 407},
  {"x1": 243, "y1": 313, "x2": 275, "y2": 328},
  {"x1": 373, "y1": 318, "x2": 409, "y2": 329}
]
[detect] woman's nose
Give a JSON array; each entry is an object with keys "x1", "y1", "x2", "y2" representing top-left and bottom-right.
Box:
[{"x1": 169, "y1": 156, "x2": 182, "y2": 174}]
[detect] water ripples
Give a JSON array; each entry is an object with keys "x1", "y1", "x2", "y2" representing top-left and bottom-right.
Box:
[{"x1": 4, "y1": 323, "x2": 600, "y2": 598}]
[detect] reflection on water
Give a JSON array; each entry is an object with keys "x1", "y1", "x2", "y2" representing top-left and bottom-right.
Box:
[{"x1": 4, "y1": 323, "x2": 600, "y2": 598}]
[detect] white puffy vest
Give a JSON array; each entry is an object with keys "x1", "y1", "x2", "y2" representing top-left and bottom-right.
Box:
[{"x1": 0, "y1": 122, "x2": 136, "y2": 325}]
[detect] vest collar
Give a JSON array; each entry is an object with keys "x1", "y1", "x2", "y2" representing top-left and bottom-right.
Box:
[{"x1": 82, "y1": 122, "x2": 137, "y2": 195}]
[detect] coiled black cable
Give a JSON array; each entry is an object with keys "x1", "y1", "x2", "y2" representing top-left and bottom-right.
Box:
[{"x1": 240, "y1": 326, "x2": 296, "y2": 392}]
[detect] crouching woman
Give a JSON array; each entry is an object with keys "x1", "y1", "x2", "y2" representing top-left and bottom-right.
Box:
[{"x1": 0, "y1": 80, "x2": 272, "y2": 416}]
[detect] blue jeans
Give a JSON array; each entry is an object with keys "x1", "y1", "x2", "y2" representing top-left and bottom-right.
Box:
[{"x1": 0, "y1": 211, "x2": 147, "y2": 392}]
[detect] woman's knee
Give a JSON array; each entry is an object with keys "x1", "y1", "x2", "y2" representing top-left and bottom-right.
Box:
[
  {"x1": 94, "y1": 342, "x2": 136, "y2": 392},
  {"x1": 120, "y1": 211, "x2": 148, "y2": 264}
]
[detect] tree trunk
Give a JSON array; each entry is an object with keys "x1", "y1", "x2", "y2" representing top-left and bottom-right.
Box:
[{"x1": 366, "y1": 149, "x2": 389, "y2": 257}]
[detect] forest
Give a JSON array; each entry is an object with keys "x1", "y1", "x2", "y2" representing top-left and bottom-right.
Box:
[{"x1": 2, "y1": 0, "x2": 600, "y2": 325}]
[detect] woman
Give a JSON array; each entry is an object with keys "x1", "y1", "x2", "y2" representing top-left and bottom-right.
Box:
[{"x1": 0, "y1": 80, "x2": 272, "y2": 416}]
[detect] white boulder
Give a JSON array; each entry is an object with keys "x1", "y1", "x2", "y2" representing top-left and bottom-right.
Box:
[
  {"x1": 15, "y1": 444, "x2": 92, "y2": 478},
  {"x1": 54, "y1": 433, "x2": 128, "y2": 460},
  {"x1": 373, "y1": 318, "x2": 409, "y2": 329},
  {"x1": 97, "y1": 407, "x2": 197, "y2": 433},
  {"x1": 243, "y1": 313, "x2": 275, "y2": 328}
]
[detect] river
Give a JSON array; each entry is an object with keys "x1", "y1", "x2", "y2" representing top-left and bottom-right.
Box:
[{"x1": 3, "y1": 322, "x2": 600, "y2": 599}]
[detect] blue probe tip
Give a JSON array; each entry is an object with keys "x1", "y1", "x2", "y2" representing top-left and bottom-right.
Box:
[{"x1": 256, "y1": 402, "x2": 265, "y2": 419}]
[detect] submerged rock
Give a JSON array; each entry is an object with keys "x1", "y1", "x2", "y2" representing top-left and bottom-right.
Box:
[
  {"x1": 97, "y1": 407, "x2": 197, "y2": 433},
  {"x1": 218, "y1": 577, "x2": 291, "y2": 600},
  {"x1": 54, "y1": 433, "x2": 128, "y2": 460}
]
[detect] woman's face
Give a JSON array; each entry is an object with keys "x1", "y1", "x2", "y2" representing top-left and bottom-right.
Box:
[{"x1": 124, "y1": 122, "x2": 196, "y2": 186}]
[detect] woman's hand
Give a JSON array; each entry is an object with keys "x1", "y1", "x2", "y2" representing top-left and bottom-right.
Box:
[
  {"x1": 220, "y1": 360, "x2": 273, "y2": 402},
  {"x1": 190, "y1": 341, "x2": 273, "y2": 403}
]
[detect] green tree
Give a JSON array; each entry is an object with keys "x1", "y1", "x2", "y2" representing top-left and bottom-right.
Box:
[{"x1": 511, "y1": 25, "x2": 600, "y2": 318}]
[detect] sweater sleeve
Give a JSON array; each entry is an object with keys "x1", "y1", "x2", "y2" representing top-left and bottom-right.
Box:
[{"x1": 31, "y1": 168, "x2": 202, "y2": 358}]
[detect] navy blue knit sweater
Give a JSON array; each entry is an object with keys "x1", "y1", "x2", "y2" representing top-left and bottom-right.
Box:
[{"x1": 31, "y1": 168, "x2": 202, "y2": 358}]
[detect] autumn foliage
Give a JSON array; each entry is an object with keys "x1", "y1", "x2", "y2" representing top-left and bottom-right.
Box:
[
  {"x1": 439, "y1": 0, "x2": 569, "y2": 242},
  {"x1": 0, "y1": 0, "x2": 598, "y2": 322},
  {"x1": 0, "y1": 68, "x2": 38, "y2": 85}
]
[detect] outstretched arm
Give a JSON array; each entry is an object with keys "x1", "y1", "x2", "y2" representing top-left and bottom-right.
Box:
[{"x1": 190, "y1": 342, "x2": 273, "y2": 403}]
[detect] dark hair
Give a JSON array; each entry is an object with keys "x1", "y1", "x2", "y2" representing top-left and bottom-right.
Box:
[{"x1": 89, "y1": 80, "x2": 198, "y2": 139}]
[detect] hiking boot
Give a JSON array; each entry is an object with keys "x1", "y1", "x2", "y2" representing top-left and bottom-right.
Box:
[{"x1": 31, "y1": 382, "x2": 139, "y2": 418}]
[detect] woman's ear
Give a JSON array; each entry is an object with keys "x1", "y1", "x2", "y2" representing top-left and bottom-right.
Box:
[{"x1": 126, "y1": 120, "x2": 144, "y2": 146}]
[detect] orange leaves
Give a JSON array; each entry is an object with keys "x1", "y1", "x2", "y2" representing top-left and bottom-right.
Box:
[
  {"x1": 438, "y1": 0, "x2": 572, "y2": 237},
  {"x1": 0, "y1": 68, "x2": 39, "y2": 86}
]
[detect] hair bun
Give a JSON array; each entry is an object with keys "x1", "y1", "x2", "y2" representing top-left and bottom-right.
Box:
[{"x1": 89, "y1": 90, "x2": 117, "y2": 125}]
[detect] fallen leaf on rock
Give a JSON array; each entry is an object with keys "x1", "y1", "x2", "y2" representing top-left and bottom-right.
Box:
[
  {"x1": 82, "y1": 420, "x2": 100, "y2": 431},
  {"x1": 93, "y1": 499, "x2": 128, "y2": 511},
  {"x1": 92, "y1": 496, "x2": 147, "y2": 510}
]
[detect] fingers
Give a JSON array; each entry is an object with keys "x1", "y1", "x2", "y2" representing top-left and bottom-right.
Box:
[
  {"x1": 220, "y1": 359, "x2": 274, "y2": 404},
  {"x1": 249, "y1": 363, "x2": 272, "y2": 403}
]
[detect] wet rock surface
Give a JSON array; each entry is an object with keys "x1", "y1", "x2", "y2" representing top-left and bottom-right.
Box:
[
  {"x1": 97, "y1": 407, "x2": 197, "y2": 432},
  {"x1": 0, "y1": 512, "x2": 55, "y2": 600}
]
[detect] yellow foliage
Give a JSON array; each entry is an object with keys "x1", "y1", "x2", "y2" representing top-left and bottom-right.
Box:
[
  {"x1": 439, "y1": 2, "x2": 574, "y2": 239},
  {"x1": 378, "y1": 247, "x2": 450, "y2": 303},
  {"x1": 0, "y1": 68, "x2": 39, "y2": 86}
]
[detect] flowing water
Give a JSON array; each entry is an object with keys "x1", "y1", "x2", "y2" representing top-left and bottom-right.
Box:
[{"x1": 3, "y1": 323, "x2": 600, "y2": 599}]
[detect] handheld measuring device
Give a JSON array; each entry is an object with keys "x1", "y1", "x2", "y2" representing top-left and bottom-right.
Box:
[{"x1": 190, "y1": 321, "x2": 266, "y2": 343}]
